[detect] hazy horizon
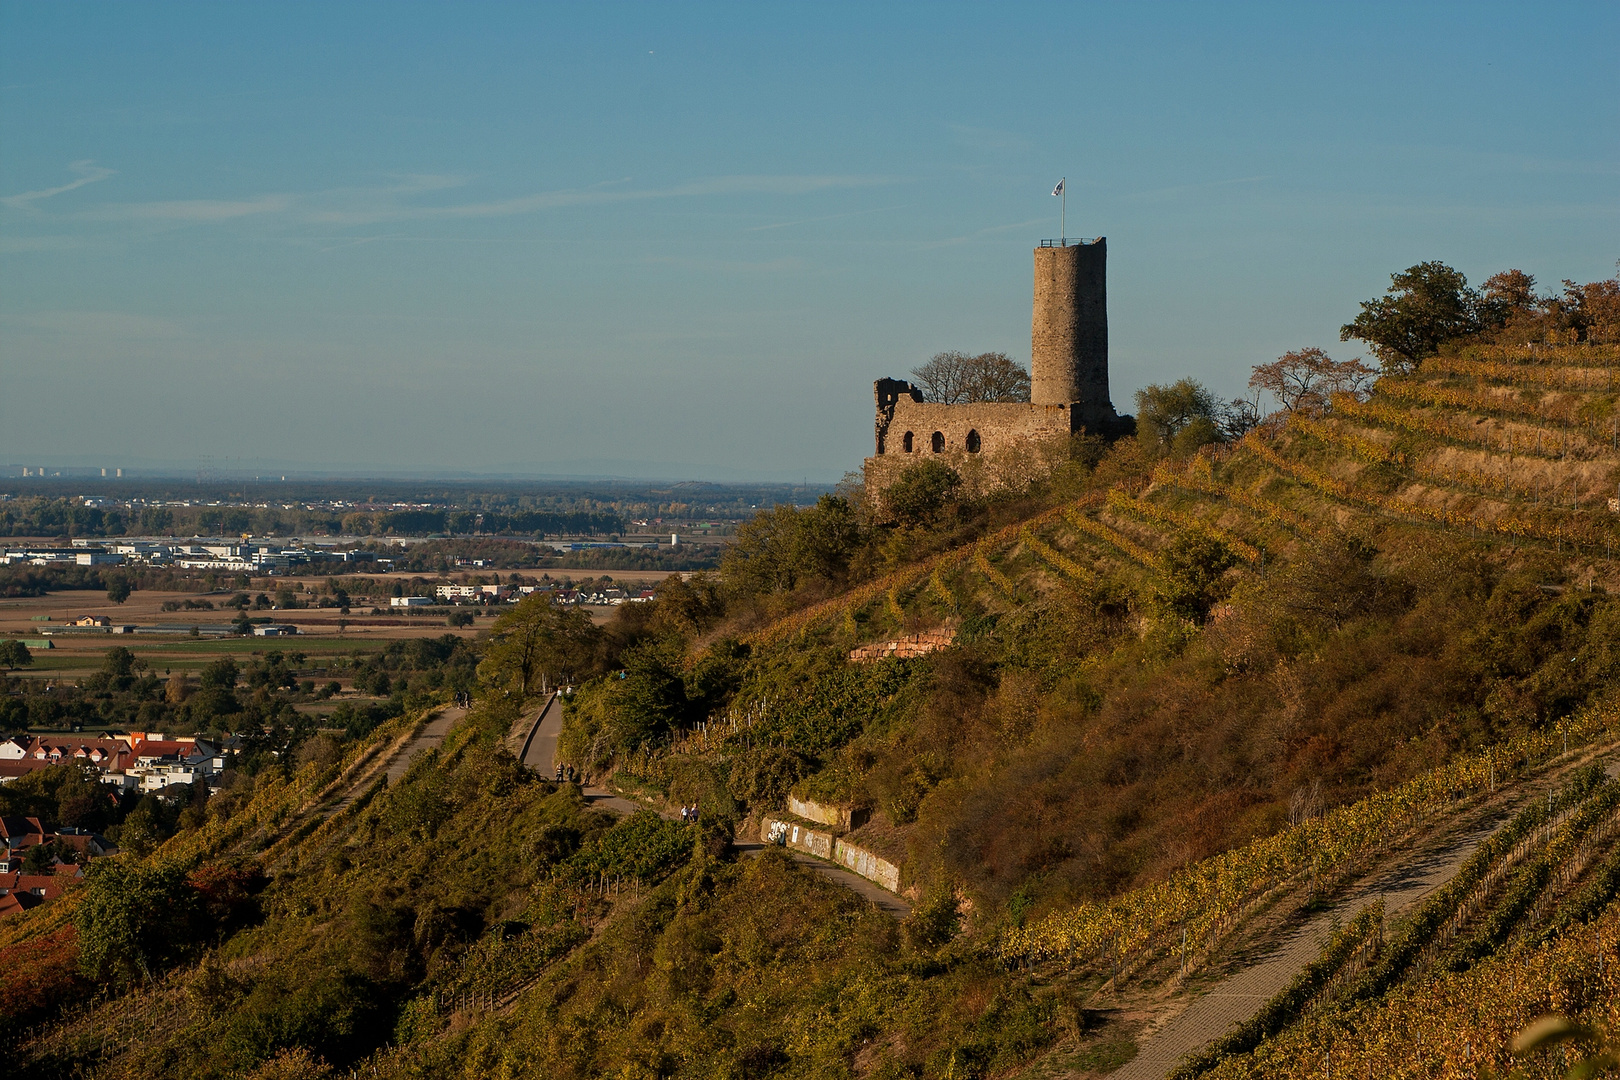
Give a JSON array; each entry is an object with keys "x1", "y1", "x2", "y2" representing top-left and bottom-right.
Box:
[{"x1": 3, "y1": 2, "x2": 1616, "y2": 481}]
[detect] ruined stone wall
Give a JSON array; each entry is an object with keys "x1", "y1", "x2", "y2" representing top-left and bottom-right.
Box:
[
  {"x1": 862, "y1": 434, "x2": 1072, "y2": 508},
  {"x1": 873, "y1": 397, "x2": 1075, "y2": 457},
  {"x1": 865, "y1": 392, "x2": 1076, "y2": 501},
  {"x1": 862, "y1": 238, "x2": 1129, "y2": 508}
]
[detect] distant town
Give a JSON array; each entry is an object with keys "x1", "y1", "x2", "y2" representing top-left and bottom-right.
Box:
[{"x1": 2, "y1": 535, "x2": 684, "y2": 574}]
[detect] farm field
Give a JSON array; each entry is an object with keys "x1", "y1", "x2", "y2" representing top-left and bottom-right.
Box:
[{"x1": 0, "y1": 590, "x2": 474, "y2": 679}]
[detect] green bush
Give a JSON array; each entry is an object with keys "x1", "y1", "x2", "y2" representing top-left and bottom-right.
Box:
[
  {"x1": 75, "y1": 859, "x2": 199, "y2": 984},
  {"x1": 564, "y1": 810, "x2": 692, "y2": 883}
]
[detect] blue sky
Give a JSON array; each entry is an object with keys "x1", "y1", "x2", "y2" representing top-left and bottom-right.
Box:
[{"x1": 2, "y1": 2, "x2": 1616, "y2": 482}]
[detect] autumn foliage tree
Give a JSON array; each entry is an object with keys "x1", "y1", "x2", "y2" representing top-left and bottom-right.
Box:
[
  {"x1": 478, "y1": 594, "x2": 601, "y2": 696},
  {"x1": 1249, "y1": 348, "x2": 1377, "y2": 415}
]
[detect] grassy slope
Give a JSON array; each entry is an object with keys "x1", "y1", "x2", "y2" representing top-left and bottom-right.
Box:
[
  {"x1": 10, "y1": 702, "x2": 1067, "y2": 1080},
  {"x1": 15, "y1": 343, "x2": 1620, "y2": 1077}
]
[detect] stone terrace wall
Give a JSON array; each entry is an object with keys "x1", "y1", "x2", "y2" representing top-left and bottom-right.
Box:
[
  {"x1": 847, "y1": 631, "x2": 955, "y2": 664},
  {"x1": 834, "y1": 841, "x2": 902, "y2": 894}
]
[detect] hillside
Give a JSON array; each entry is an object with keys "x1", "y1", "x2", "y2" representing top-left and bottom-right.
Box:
[{"x1": 8, "y1": 268, "x2": 1620, "y2": 1078}]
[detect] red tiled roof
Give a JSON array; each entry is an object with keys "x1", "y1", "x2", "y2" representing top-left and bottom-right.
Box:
[
  {"x1": 129, "y1": 739, "x2": 190, "y2": 758},
  {"x1": 0, "y1": 870, "x2": 73, "y2": 902},
  {"x1": 0, "y1": 759, "x2": 54, "y2": 780},
  {"x1": 0, "y1": 817, "x2": 49, "y2": 844},
  {"x1": 24, "y1": 737, "x2": 133, "y2": 773}
]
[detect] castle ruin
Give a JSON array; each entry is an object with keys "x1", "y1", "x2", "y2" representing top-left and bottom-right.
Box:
[{"x1": 864, "y1": 238, "x2": 1128, "y2": 498}]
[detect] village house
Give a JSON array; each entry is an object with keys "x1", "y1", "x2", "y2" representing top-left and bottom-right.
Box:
[{"x1": 0, "y1": 864, "x2": 84, "y2": 916}]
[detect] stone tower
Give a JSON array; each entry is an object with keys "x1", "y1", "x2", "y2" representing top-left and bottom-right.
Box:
[{"x1": 1030, "y1": 239, "x2": 1117, "y2": 429}]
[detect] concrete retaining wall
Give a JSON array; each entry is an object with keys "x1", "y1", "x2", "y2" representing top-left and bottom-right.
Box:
[
  {"x1": 788, "y1": 796, "x2": 871, "y2": 831},
  {"x1": 761, "y1": 815, "x2": 902, "y2": 895},
  {"x1": 763, "y1": 815, "x2": 836, "y2": 860},
  {"x1": 834, "y1": 838, "x2": 902, "y2": 893}
]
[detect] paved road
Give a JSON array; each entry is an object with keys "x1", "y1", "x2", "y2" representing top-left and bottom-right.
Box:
[
  {"x1": 737, "y1": 837, "x2": 913, "y2": 918},
  {"x1": 512, "y1": 693, "x2": 562, "y2": 773},
  {"x1": 1113, "y1": 756, "x2": 1620, "y2": 1079},
  {"x1": 506, "y1": 694, "x2": 911, "y2": 918}
]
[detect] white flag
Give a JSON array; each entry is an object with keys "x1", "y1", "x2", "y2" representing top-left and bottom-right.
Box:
[{"x1": 1052, "y1": 179, "x2": 1064, "y2": 197}]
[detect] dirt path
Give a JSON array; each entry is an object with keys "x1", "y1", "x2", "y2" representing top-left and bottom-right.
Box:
[
  {"x1": 383, "y1": 706, "x2": 463, "y2": 784},
  {"x1": 315, "y1": 706, "x2": 464, "y2": 821},
  {"x1": 1112, "y1": 753, "x2": 1620, "y2": 1079}
]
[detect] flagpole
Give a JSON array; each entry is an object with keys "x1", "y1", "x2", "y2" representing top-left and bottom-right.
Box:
[{"x1": 1060, "y1": 177, "x2": 1066, "y2": 246}]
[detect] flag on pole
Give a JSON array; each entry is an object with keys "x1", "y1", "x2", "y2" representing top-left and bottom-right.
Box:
[{"x1": 1052, "y1": 179, "x2": 1064, "y2": 197}]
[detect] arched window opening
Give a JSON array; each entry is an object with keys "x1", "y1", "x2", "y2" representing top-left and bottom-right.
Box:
[
  {"x1": 965, "y1": 430, "x2": 981, "y2": 453},
  {"x1": 931, "y1": 431, "x2": 945, "y2": 453},
  {"x1": 876, "y1": 432, "x2": 886, "y2": 455},
  {"x1": 902, "y1": 431, "x2": 914, "y2": 453}
]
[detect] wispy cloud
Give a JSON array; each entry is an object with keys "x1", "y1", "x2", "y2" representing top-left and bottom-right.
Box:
[
  {"x1": 920, "y1": 217, "x2": 1050, "y2": 248},
  {"x1": 105, "y1": 194, "x2": 293, "y2": 222},
  {"x1": 949, "y1": 124, "x2": 1032, "y2": 154},
  {"x1": 747, "y1": 203, "x2": 908, "y2": 232},
  {"x1": 638, "y1": 254, "x2": 805, "y2": 274},
  {"x1": 0, "y1": 234, "x2": 86, "y2": 254},
  {"x1": 303, "y1": 173, "x2": 903, "y2": 226},
  {"x1": 66, "y1": 174, "x2": 903, "y2": 229},
  {"x1": 1, "y1": 160, "x2": 116, "y2": 210}
]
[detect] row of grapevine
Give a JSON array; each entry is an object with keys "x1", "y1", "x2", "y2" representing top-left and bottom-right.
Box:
[
  {"x1": 1287, "y1": 413, "x2": 1405, "y2": 465},
  {"x1": 1437, "y1": 781, "x2": 1620, "y2": 975},
  {"x1": 1060, "y1": 506, "x2": 1161, "y2": 569},
  {"x1": 1171, "y1": 902, "x2": 1386, "y2": 1079},
  {"x1": 1153, "y1": 459, "x2": 1324, "y2": 540},
  {"x1": 1422, "y1": 354, "x2": 1620, "y2": 392},
  {"x1": 1018, "y1": 527, "x2": 1098, "y2": 587},
  {"x1": 1378, "y1": 378, "x2": 1615, "y2": 442},
  {"x1": 1337, "y1": 773, "x2": 1605, "y2": 1011},
  {"x1": 1461, "y1": 342, "x2": 1620, "y2": 367},
  {"x1": 747, "y1": 491, "x2": 1108, "y2": 646},
  {"x1": 1204, "y1": 848, "x2": 1620, "y2": 1080},
  {"x1": 155, "y1": 702, "x2": 433, "y2": 870},
  {"x1": 1106, "y1": 487, "x2": 1263, "y2": 562},
  {"x1": 1332, "y1": 393, "x2": 1604, "y2": 461},
  {"x1": 1243, "y1": 436, "x2": 1601, "y2": 548},
  {"x1": 1295, "y1": 397, "x2": 1599, "y2": 508},
  {"x1": 999, "y1": 693, "x2": 1620, "y2": 971},
  {"x1": 972, "y1": 547, "x2": 1017, "y2": 597}
]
